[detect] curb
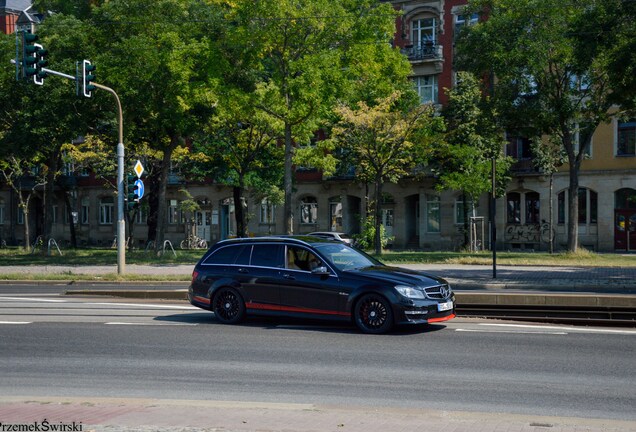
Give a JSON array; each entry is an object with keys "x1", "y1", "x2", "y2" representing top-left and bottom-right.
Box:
[{"x1": 63, "y1": 288, "x2": 636, "y2": 308}]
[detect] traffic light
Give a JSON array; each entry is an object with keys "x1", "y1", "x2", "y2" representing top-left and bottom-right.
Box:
[
  {"x1": 82, "y1": 59, "x2": 96, "y2": 97},
  {"x1": 34, "y1": 45, "x2": 48, "y2": 85},
  {"x1": 21, "y1": 31, "x2": 38, "y2": 80},
  {"x1": 126, "y1": 174, "x2": 139, "y2": 211}
]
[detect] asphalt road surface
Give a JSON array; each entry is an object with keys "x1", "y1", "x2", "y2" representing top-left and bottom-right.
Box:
[{"x1": 1, "y1": 293, "x2": 635, "y2": 423}]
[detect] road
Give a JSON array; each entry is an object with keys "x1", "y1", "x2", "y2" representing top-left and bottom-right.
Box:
[{"x1": 1, "y1": 291, "x2": 635, "y2": 427}]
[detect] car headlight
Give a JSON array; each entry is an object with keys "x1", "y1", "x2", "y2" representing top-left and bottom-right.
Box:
[{"x1": 394, "y1": 285, "x2": 426, "y2": 299}]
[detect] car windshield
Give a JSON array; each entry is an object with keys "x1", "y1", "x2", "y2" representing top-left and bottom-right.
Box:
[{"x1": 313, "y1": 243, "x2": 382, "y2": 271}]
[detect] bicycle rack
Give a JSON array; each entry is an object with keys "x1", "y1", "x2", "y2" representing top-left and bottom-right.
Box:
[
  {"x1": 48, "y1": 238, "x2": 63, "y2": 256},
  {"x1": 162, "y1": 240, "x2": 177, "y2": 257},
  {"x1": 30, "y1": 235, "x2": 44, "y2": 254}
]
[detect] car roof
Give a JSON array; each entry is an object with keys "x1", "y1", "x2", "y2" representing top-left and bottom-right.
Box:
[{"x1": 213, "y1": 235, "x2": 341, "y2": 248}]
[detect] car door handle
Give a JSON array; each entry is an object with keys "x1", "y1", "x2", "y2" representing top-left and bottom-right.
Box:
[
  {"x1": 237, "y1": 268, "x2": 249, "y2": 274},
  {"x1": 283, "y1": 273, "x2": 295, "y2": 280}
]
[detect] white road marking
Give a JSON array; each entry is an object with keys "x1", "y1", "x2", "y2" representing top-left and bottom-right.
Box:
[
  {"x1": 478, "y1": 323, "x2": 636, "y2": 335},
  {"x1": 0, "y1": 296, "x2": 197, "y2": 310},
  {"x1": 0, "y1": 321, "x2": 32, "y2": 325},
  {"x1": 0, "y1": 297, "x2": 67, "y2": 303},
  {"x1": 105, "y1": 322, "x2": 198, "y2": 326},
  {"x1": 456, "y1": 329, "x2": 567, "y2": 335}
]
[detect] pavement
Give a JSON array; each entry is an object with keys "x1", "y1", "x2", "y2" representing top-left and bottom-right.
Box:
[{"x1": 2, "y1": 263, "x2": 636, "y2": 431}]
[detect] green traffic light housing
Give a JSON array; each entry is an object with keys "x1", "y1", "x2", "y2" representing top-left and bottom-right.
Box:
[
  {"x1": 82, "y1": 59, "x2": 96, "y2": 97},
  {"x1": 126, "y1": 174, "x2": 139, "y2": 210},
  {"x1": 21, "y1": 31, "x2": 39, "y2": 80}
]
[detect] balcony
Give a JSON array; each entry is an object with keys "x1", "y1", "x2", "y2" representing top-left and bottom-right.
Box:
[{"x1": 401, "y1": 43, "x2": 443, "y2": 63}]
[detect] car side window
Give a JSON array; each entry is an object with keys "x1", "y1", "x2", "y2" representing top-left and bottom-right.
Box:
[
  {"x1": 250, "y1": 244, "x2": 284, "y2": 268},
  {"x1": 204, "y1": 245, "x2": 244, "y2": 265},
  {"x1": 287, "y1": 246, "x2": 323, "y2": 272},
  {"x1": 235, "y1": 245, "x2": 252, "y2": 265}
]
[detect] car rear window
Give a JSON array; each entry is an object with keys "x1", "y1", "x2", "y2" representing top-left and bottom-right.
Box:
[
  {"x1": 204, "y1": 245, "x2": 245, "y2": 265},
  {"x1": 251, "y1": 244, "x2": 284, "y2": 268}
]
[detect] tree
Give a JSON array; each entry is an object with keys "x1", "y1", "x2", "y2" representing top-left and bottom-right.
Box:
[
  {"x1": 231, "y1": 0, "x2": 403, "y2": 234},
  {"x1": 188, "y1": 90, "x2": 284, "y2": 238},
  {"x1": 0, "y1": 18, "x2": 97, "y2": 247},
  {"x1": 455, "y1": 0, "x2": 635, "y2": 252},
  {"x1": 434, "y1": 72, "x2": 511, "y2": 249},
  {"x1": 0, "y1": 157, "x2": 47, "y2": 249},
  {"x1": 328, "y1": 91, "x2": 443, "y2": 255},
  {"x1": 86, "y1": 0, "x2": 220, "y2": 251}
]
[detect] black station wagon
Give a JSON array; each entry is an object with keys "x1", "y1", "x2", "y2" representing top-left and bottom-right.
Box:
[{"x1": 189, "y1": 236, "x2": 455, "y2": 334}]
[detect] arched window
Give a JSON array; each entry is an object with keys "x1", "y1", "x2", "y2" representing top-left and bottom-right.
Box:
[
  {"x1": 299, "y1": 197, "x2": 318, "y2": 224},
  {"x1": 0, "y1": 198, "x2": 5, "y2": 225},
  {"x1": 507, "y1": 192, "x2": 521, "y2": 224},
  {"x1": 615, "y1": 188, "x2": 636, "y2": 210},
  {"x1": 525, "y1": 192, "x2": 540, "y2": 224}
]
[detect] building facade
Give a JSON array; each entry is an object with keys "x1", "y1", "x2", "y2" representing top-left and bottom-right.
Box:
[{"x1": 1, "y1": 0, "x2": 634, "y2": 252}]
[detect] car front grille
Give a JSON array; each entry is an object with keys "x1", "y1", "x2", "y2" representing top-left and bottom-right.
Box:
[{"x1": 424, "y1": 284, "x2": 452, "y2": 300}]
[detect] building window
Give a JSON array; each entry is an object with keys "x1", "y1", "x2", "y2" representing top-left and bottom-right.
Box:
[
  {"x1": 557, "y1": 188, "x2": 597, "y2": 225},
  {"x1": 525, "y1": 192, "x2": 540, "y2": 224},
  {"x1": 426, "y1": 194, "x2": 440, "y2": 233},
  {"x1": 0, "y1": 199, "x2": 4, "y2": 225},
  {"x1": 17, "y1": 207, "x2": 24, "y2": 225},
  {"x1": 135, "y1": 207, "x2": 147, "y2": 224},
  {"x1": 506, "y1": 135, "x2": 532, "y2": 160},
  {"x1": 300, "y1": 197, "x2": 318, "y2": 224},
  {"x1": 52, "y1": 205, "x2": 58, "y2": 224},
  {"x1": 455, "y1": 199, "x2": 473, "y2": 225},
  {"x1": 455, "y1": 12, "x2": 478, "y2": 38},
  {"x1": 617, "y1": 119, "x2": 636, "y2": 156},
  {"x1": 616, "y1": 188, "x2": 636, "y2": 209},
  {"x1": 412, "y1": 17, "x2": 436, "y2": 47},
  {"x1": 413, "y1": 75, "x2": 438, "y2": 104},
  {"x1": 99, "y1": 197, "x2": 114, "y2": 225},
  {"x1": 507, "y1": 192, "x2": 521, "y2": 224},
  {"x1": 168, "y1": 200, "x2": 181, "y2": 225},
  {"x1": 558, "y1": 191, "x2": 566, "y2": 224},
  {"x1": 260, "y1": 198, "x2": 276, "y2": 224},
  {"x1": 81, "y1": 198, "x2": 90, "y2": 225}
]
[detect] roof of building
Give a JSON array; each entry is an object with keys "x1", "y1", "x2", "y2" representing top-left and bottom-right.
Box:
[{"x1": 0, "y1": 0, "x2": 32, "y2": 14}]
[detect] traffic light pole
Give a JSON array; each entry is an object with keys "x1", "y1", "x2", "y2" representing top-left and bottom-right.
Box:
[
  {"x1": 10, "y1": 60, "x2": 127, "y2": 274},
  {"x1": 93, "y1": 83, "x2": 126, "y2": 275}
]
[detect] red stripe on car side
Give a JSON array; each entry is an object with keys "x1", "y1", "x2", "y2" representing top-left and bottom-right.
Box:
[
  {"x1": 428, "y1": 313, "x2": 456, "y2": 323},
  {"x1": 246, "y1": 302, "x2": 351, "y2": 317},
  {"x1": 193, "y1": 296, "x2": 211, "y2": 305}
]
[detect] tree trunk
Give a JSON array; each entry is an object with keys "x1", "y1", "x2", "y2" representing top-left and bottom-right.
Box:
[
  {"x1": 567, "y1": 162, "x2": 579, "y2": 252},
  {"x1": 154, "y1": 138, "x2": 178, "y2": 253},
  {"x1": 233, "y1": 182, "x2": 246, "y2": 238},
  {"x1": 62, "y1": 191, "x2": 77, "y2": 249},
  {"x1": 374, "y1": 178, "x2": 383, "y2": 256},
  {"x1": 548, "y1": 173, "x2": 554, "y2": 254},
  {"x1": 284, "y1": 122, "x2": 294, "y2": 235}
]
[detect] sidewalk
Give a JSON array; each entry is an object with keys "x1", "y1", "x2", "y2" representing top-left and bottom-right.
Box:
[
  {"x1": 1, "y1": 396, "x2": 635, "y2": 432},
  {"x1": 2, "y1": 263, "x2": 636, "y2": 294}
]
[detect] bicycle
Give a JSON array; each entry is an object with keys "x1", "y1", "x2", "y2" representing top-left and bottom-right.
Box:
[{"x1": 180, "y1": 234, "x2": 208, "y2": 250}]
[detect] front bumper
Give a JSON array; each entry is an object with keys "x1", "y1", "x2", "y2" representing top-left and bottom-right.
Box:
[{"x1": 394, "y1": 297, "x2": 456, "y2": 325}]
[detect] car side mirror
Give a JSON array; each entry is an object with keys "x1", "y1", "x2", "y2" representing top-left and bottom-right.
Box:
[{"x1": 311, "y1": 266, "x2": 330, "y2": 276}]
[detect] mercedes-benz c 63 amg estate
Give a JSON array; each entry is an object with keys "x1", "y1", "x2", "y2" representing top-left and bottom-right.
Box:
[{"x1": 189, "y1": 236, "x2": 455, "y2": 334}]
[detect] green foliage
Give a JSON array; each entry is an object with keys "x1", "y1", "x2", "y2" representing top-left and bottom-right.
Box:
[
  {"x1": 353, "y1": 216, "x2": 392, "y2": 251},
  {"x1": 434, "y1": 72, "x2": 511, "y2": 201}
]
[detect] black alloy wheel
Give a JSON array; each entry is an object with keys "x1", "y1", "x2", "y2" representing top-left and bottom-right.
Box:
[
  {"x1": 212, "y1": 288, "x2": 245, "y2": 324},
  {"x1": 354, "y1": 294, "x2": 393, "y2": 334}
]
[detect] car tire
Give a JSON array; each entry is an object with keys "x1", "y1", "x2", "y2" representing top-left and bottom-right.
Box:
[
  {"x1": 212, "y1": 287, "x2": 245, "y2": 324},
  {"x1": 354, "y1": 293, "x2": 393, "y2": 334}
]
